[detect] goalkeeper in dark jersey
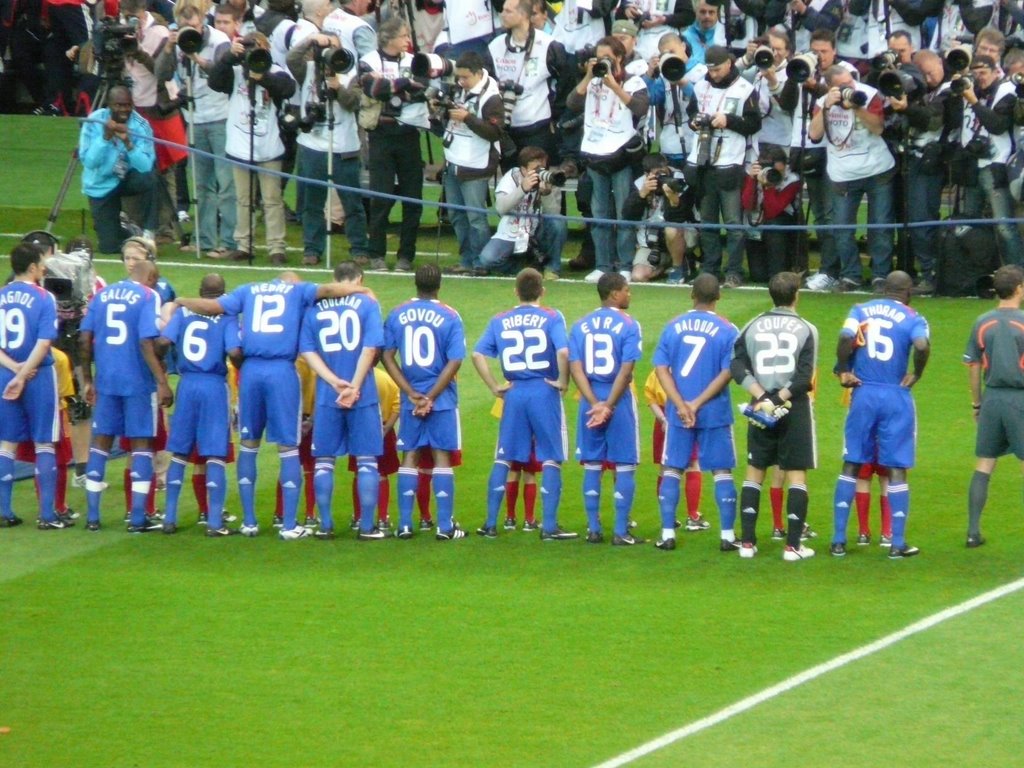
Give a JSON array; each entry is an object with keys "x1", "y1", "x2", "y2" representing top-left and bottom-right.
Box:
[{"x1": 731, "y1": 272, "x2": 820, "y2": 561}]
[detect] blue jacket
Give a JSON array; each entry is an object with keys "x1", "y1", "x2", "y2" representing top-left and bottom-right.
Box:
[{"x1": 79, "y1": 108, "x2": 156, "y2": 199}]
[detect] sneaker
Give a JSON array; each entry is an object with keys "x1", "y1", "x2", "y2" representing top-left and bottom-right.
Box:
[
  {"x1": 349, "y1": 516, "x2": 360, "y2": 531},
  {"x1": 540, "y1": 527, "x2": 578, "y2": 541},
  {"x1": 543, "y1": 269, "x2": 560, "y2": 281},
  {"x1": 832, "y1": 277, "x2": 861, "y2": 293},
  {"x1": 783, "y1": 545, "x2": 816, "y2": 561},
  {"x1": 397, "y1": 525, "x2": 414, "y2": 540},
  {"x1": 33, "y1": 102, "x2": 64, "y2": 116},
  {"x1": 503, "y1": 516, "x2": 517, "y2": 531},
  {"x1": 206, "y1": 526, "x2": 240, "y2": 537},
  {"x1": 395, "y1": 258, "x2": 413, "y2": 272},
  {"x1": 586, "y1": 531, "x2": 604, "y2": 544},
  {"x1": 436, "y1": 525, "x2": 467, "y2": 541},
  {"x1": 222, "y1": 514, "x2": 241, "y2": 524},
  {"x1": 303, "y1": 515, "x2": 318, "y2": 529},
  {"x1": 0, "y1": 515, "x2": 24, "y2": 528},
  {"x1": 618, "y1": 270, "x2": 631, "y2": 283},
  {"x1": 86, "y1": 520, "x2": 101, "y2": 532},
  {"x1": 665, "y1": 267, "x2": 686, "y2": 285},
  {"x1": 367, "y1": 258, "x2": 387, "y2": 271},
  {"x1": 228, "y1": 250, "x2": 253, "y2": 262},
  {"x1": 583, "y1": 269, "x2": 605, "y2": 284},
  {"x1": 72, "y1": 473, "x2": 87, "y2": 489},
  {"x1": 719, "y1": 539, "x2": 741, "y2": 552},
  {"x1": 419, "y1": 518, "x2": 435, "y2": 531},
  {"x1": 771, "y1": 528, "x2": 786, "y2": 540},
  {"x1": 801, "y1": 524, "x2": 818, "y2": 540},
  {"x1": 879, "y1": 534, "x2": 892, "y2": 547},
  {"x1": 830, "y1": 542, "x2": 847, "y2": 557},
  {"x1": 521, "y1": 520, "x2": 539, "y2": 532},
  {"x1": 871, "y1": 277, "x2": 886, "y2": 294},
  {"x1": 723, "y1": 272, "x2": 743, "y2": 288},
  {"x1": 654, "y1": 537, "x2": 677, "y2": 551},
  {"x1": 272, "y1": 515, "x2": 284, "y2": 529},
  {"x1": 162, "y1": 523, "x2": 178, "y2": 534},
  {"x1": 684, "y1": 515, "x2": 711, "y2": 531},
  {"x1": 358, "y1": 527, "x2": 391, "y2": 541},
  {"x1": 613, "y1": 533, "x2": 644, "y2": 546},
  {"x1": 888, "y1": 544, "x2": 920, "y2": 559},
  {"x1": 126, "y1": 519, "x2": 162, "y2": 533},
  {"x1": 240, "y1": 524, "x2": 260, "y2": 537},
  {"x1": 177, "y1": 210, "x2": 191, "y2": 224},
  {"x1": 279, "y1": 526, "x2": 311, "y2": 540},
  {"x1": 911, "y1": 278, "x2": 936, "y2": 296},
  {"x1": 269, "y1": 252, "x2": 287, "y2": 266},
  {"x1": 628, "y1": 518, "x2": 638, "y2": 529},
  {"x1": 197, "y1": 512, "x2": 209, "y2": 525},
  {"x1": 739, "y1": 542, "x2": 758, "y2": 558},
  {"x1": 966, "y1": 534, "x2": 985, "y2": 548},
  {"x1": 37, "y1": 518, "x2": 72, "y2": 530},
  {"x1": 302, "y1": 252, "x2": 321, "y2": 266},
  {"x1": 674, "y1": 519, "x2": 683, "y2": 529},
  {"x1": 805, "y1": 272, "x2": 836, "y2": 292},
  {"x1": 314, "y1": 528, "x2": 336, "y2": 540},
  {"x1": 378, "y1": 517, "x2": 391, "y2": 531},
  {"x1": 856, "y1": 533, "x2": 871, "y2": 546},
  {"x1": 56, "y1": 512, "x2": 77, "y2": 526}
]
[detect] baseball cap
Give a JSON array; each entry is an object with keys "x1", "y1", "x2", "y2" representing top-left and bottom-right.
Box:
[
  {"x1": 704, "y1": 46, "x2": 732, "y2": 67},
  {"x1": 611, "y1": 19, "x2": 638, "y2": 37}
]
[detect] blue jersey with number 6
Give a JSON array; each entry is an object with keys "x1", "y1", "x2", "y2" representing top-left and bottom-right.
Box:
[
  {"x1": 475, "y1": 304, "x2": 568, "y2": 381},
  {"x1": 218, "y1": 280, "x2": 319, "y2": 360},
  {"x1": 161, "y1": 308, "x2": 240, "y2": 376},
  {"x1": 81, "y1": 279, "x2": 160, "y2": 396},
  {"x1": 841, "y1": 298, "x2": 929, "y2": 385},
  {"x1": 384, "y1": 298, "x2": 465, "y2": 412}
]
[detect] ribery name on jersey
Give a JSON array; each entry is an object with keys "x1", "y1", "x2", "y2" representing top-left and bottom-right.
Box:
[{"x1": 501, "y1": 313, "x2": 548, "y2": 331}]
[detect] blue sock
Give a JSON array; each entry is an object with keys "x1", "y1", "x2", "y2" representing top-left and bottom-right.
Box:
[
  {"x1": 486, "y1": 462, "x2": 510, "y2": 528},
  {"x1": 206, "y1": 459, "x2": 227, "y2": 529},
  {"x1": 163, "y1": 456, "x2": 187, "y2": 525},
  {"x1": 582, "y1": 463, "x2": 603, "y2": 534},
  {"x1": 889, "y1": 481, "x2": 910, "y2": 548},
  {"x1": 279, "y1": 449, "x2": 301, "y2": 530},
  {"x1": 35, "y1": 446, "x2": 58, "y2": 522},
  {"x1": 613, "y1": 465, "x2": 636, "y2": 537},
  {"x1": 356, "y1": 458, "x2": 380, "y2": 531},
  {"x1": 541, "y1": 461, "x2": 562, "y2": 533},
  {"x1": 833, "y1": 474, "x2": 857, "y2": 545},
  {"x1": 659, "y1": 469, "x2": 681, "y2": 533},
  {"x1": 714, "y1": 473, "x2": 737, "y2": 533},
  {"x1": 238, "y1": 446, "x2": 259, "y2": 527},
  {"x1": 433, "y1": 467, "x2": 455, "y2": 533},
  {"x1": 129, "y1": 451, "x2": 153, "y2": 527},
  {"x1": 396, "y1": 467, "x2": 418, "y2": 531},
  {"x1": 0, "y1": 449, "x2": 14, "y2": 520},
  {"x1": 85, "y1": 446, "x2": 109, "y2": 524},
  {"x1": 313, "y1": 459, "x2": 335, "y2": 530}
]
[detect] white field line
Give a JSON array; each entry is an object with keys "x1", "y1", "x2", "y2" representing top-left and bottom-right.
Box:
[{"x1": 589, "y1": 575, "x2": 1024, "y2": 768}]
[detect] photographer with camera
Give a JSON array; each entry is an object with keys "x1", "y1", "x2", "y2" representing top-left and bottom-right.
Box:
[
  {"x1": 949, "y1": 54, "x2": 1024, "y2": 265},
  {"x1": 741, "y1": 146, "x2": 802, "y2": 282},
  {"x1": 621, "y1": 0, "x2": 698, "y2": 62},
  {"x1": 286, "y1": 29, "x2": 368, "y2": 267},
  {"x1": 788, "y1": 0, "x2": 844, "y2": 55},
  {"x1": 808, "y1": 65, "x2": 894, "y2": 292},
  {"x1": 740, "y1": 28, "x2": 792, "y2": 156},
  {"x1": 551, "y1": 0, "x2": 614, "y2": 55},
  {"x1": 648, "y1": 33, "x2": 702, "y2": 168},
  {"x1": 684, "y1": 45, "x2": 761, "y2": 288},
  {"x1": 208, "y1": 31, "x2": 297, "y2": 263},
  {"x1": 622, "y1": 153, "x2": 693, "y2": 283},
  {"x1": 430, "y1": 51, "x2": 505, "y2": 275},
  {"x1": 566, "y1": 35, "x2": 650, "y2": 283},
  {"x1": 360, "y1": 17, "x2": 431, "y2": 272},
  {"x1": 157, "y1": 3, "x2": 237, "y2": 259}
]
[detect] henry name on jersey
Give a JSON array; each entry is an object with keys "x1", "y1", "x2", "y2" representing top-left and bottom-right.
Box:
[{"x1": 248, "y1": 282, "x2": 300, "y2": 296}]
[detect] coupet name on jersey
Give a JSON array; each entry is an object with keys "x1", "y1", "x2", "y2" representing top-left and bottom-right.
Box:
[
  {"x1": 398, "y1": 307, "x2": 447, "y2": 327},
  {"x1": 100, "y1": 289, "x2": 141, "y2": 304},
  {"x1": 502, "y1": 313, "x2": 548, "y2": 330},
  {"x1": 753, "y1": 315, "x2": 803, "y2": 334},
  {"x1": 0, "y1": 290, "x2": 37, "y2": 308},
  {"x1": 672, "y1": 317, "x2": 719, "y2": 336}
]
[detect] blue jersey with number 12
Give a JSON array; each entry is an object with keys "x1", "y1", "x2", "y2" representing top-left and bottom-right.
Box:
[
  {"x1": 474, "y1": 304, "x2": 568, "y2": 382},
  {"x1": 841, "y1": 298, "x2": 929, "y2": 385},
  {"x1": 218, "y1": 280, "x2": 319, "y2": 360}
]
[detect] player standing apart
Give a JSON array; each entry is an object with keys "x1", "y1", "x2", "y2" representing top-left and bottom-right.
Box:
[
  {"x1": 731, "y1": 272, "x2": 819, "y2": 560},
  {"x1": 472, "y1": 268, "x2": 575, "y2": 540},
  {"x1": 568, "y1": 273, "x2": 644, "y2": 545},
  {"x1": 830, "y1": 271, "x2": 929, "y2": 559},
  {"x1": 652, "y1": 274, "x2": 739, "y2": 551}
]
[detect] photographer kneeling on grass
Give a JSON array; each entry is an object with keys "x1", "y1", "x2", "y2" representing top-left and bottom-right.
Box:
[
  {"x1": 622, "y1": 153, "x2": 693, "y2": 284},
  {"x1": 478, "y1": 145, "x2": 567, "y2": 278}
]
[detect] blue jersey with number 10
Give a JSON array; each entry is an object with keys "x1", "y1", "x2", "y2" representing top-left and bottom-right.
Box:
[
  {"x1": 841, "y1": 298, "x2": 929, "y2": 385},
  {"x1": 568, "y1": 306, "x2": 642, "y2": 387},
  {"x1": 218, "y1": 280, "x2": 319, "y2": 360},
  {"x1": 81, "y1": 279, "x2": 160, "y2": 396},
  {"x1": 161, "y1": 308, "x2": 240, "y2": 376},
  {"x1": 475, "y1": 304, "x2": 568, "y2": 382},
  {"x1": 0, "y1": 281, "x2": 57, "y2": 367},
  {"x1": 384, "y1": 298, "x2": 466, "y2": 411}
]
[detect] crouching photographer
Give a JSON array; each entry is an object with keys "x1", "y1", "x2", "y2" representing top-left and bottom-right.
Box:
[
  {"x1": 741, "y1": 147, "x2": 801, "y2": 283},
  {"x1": 621, "y1": 154, "x2": 693, "y2": 284},
  {"x1": 478, "y1": 146, "x2": 567, "y2": 278}
]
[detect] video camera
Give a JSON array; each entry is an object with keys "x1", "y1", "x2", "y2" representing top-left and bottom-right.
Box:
[{"x1": 93, "y1": 17, "x2": 139, "y2": 79}]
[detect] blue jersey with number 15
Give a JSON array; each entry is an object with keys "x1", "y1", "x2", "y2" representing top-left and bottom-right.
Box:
[
  {"x1": 218, "y1": 280, "x2": 319, "y2": 360},
  {"x1": 475, "y1": 304, "x2": 568, "y2": 382},
  {"x1": 384, "y1": 298, "x2": 466, "y2": 411},
  {"x1": 841, "y1": 298, "x2": 929, "y2": 386}
]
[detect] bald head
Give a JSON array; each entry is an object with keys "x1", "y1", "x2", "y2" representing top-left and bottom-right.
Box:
[
  {"x1": 131, "y1": 259, "x2": 158, "y2": 288},
  {"x1": 278, "y1": 270, "x2": 301, "y2": 284},
  {"x1": 200, "y1": 273, "x2": 226, "y2": 298},
  {"x1": 885, "y1": 270, "x2": 913, "y2": 299}
]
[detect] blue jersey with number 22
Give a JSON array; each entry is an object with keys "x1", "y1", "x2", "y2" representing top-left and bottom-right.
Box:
[{"x1": 474, "y1": 304, "x2": 568, "y2": 381}]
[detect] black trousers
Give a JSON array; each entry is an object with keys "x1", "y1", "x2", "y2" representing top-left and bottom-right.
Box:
[{"x1": 367, "y1": 126, "x2": 423, "y2": 262}]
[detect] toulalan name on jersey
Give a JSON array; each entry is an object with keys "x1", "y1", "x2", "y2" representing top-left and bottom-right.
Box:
[
  {"x1": 318, "y1": 295, "x2": 364, "y2": 309},
  {"x1": 398, "y1": 307, "x2": 446, "y2": 327},
  {"x1": 673, "y1": 317, "x2": 718, "y2": 336},
  {"x1": 502, "y1": 313, "x2": 548, "y2": 331}
]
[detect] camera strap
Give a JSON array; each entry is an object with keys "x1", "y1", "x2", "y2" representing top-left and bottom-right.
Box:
[{"x1": 668, "y1": 82, "x2": 683, "y2": 132}]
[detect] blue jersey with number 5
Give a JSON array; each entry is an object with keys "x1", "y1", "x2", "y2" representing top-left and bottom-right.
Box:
[
  {"x1": 81, "y1": 279, "x2": 160, "y2": 396},
  {"x1": 475, "y1": 304, "x2": 568, "y2": 382},
  {"x1": 0, "y1": 281, "x2": 57, "y2": 367},
  {"x1": 218, "y1": 280, "x2": 319, "y2": 360},
  {"x1": 568, "y1": 307, "x2": 642, "y2": 386},
  {"x1": 161, "y1": 308, "x2": 240, "y2": 376},
  {"x1": 841, "y1": 298, "x2": 929, "y2": 386},
  {"x1": 384, "y1": 298, "x2": 466, "y2": 411}
]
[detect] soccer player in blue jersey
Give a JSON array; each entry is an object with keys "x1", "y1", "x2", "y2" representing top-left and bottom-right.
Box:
[
  {"x1": 652, "y1": 274, "x2": 739, "y2": 552},
  {"x1": 0, "y1": 244, "x2": 64, "y2": 529},
  {"x1": 568, "y1": 272, "x2": 644, "y2": 546},
  {"x1": 156, "y1": 274, "x2": 242, "y2": 536},
  {"x1": 80, "y1": 259, "x2": 174, "y2": 532},
  {"x1": 382, "y1": 265, "x2": 467, "y2": 541},
  {"x1": 174, "y1": 271, "x2": 371, "y2": 538},
  {"x1": 472, "y1": 268, "x2": 575, "y2": 540},
  {"x1": 299, "y1": 262, "x2": 385, "y2": 542},
  {"x1": 830, "y1": 271, "x2": 930, "y2": 559}
]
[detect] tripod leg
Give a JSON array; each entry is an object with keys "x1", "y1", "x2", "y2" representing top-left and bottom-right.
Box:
[{"x1": 48, "y1": 80, "x2": 111, "y2": 233}]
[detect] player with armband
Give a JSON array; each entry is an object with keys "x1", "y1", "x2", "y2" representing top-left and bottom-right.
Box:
[
  {"x1": 472, "y1": 267, "x2": 575, "y2": 540},
  {"x1": 731, "y1": 272, "x2": 819, "y2": 561}
]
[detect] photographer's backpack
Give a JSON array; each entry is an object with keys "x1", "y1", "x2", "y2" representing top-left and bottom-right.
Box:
[{"x1": 936, "y1": 221, "x2": 1000, "y2": 298}]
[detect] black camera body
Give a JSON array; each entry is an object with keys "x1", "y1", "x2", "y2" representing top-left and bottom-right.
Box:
[
  {"x1": 177, "y1": 26, "x2": 204, "y2": 55},
  {"x1": 592, "y1": 57, "x2": 615, "y2": 78},
  {"x1": 965, "y1": 134, "x2": 994, "y2": 159},
  {"x1": 93, "y1": 17, "x2": 138, "y2": 78},
  {"x1": 951, "y1": 74, "x2": 974, "y2": 96},
  {"x1": 299, "y1": 102, "x2": 327, "y2": 132},
  {"x1": 690, "y1": 112, "x2": 713, "y2": 130}
]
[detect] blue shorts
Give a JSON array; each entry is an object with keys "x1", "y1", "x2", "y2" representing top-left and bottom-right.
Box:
[
  {"x1": 495, "y1": 381, "x2": 567, "y2": 464},
  {"x1": 574, "y1": 390, "x2": 640, "y2": 464},
  {"x1": 662, "y1": 423, "x2": 735, "y2": 472},
  {"x1": 0, "y1": 366, "x2": 59, "y2": 443},
  {"x1": 311, "y1": 403, "x2": 383, "y2": 458},
  {"x1": 396, "y1": 407, "x2": 462, "y2": 453},
  {"x1": 238, "y1": 358, "x2": 301, "y2": 446},
  {"x1": 92, "y1": 390, "x2": 157, "y2": 438},
  {"x1": 167, "y1": 374, "x2": 231, "y2": 458},
  {"x1": 843, "y1": 384, "x2": 916, "y2": 469}
]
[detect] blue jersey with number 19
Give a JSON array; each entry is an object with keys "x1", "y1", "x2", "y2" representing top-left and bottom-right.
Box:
[
  {"x1": 81, "y1": 279, "x2": 160, "y2": 396},
  {"x1": 218, "y1": 280, "x2": 319, "y2": 360},
  {"x1": 653, "y1": 309, "x2": 737, "y2": 429},
  {"x1": 568, "y1": 306, "x2": 642, "y2": 386},
  {"x1": 474, "y1": 304, "x2": 568, "y2": 381},
  {"x1": 841, "y1": 298, "x2": 929, "y2": 385},
  {"x1": 384, "y1": 298, "x2": 466, "y2": 411},
  {"x1": 161, "y1": 308, "x2": 240, "y2": 376},
  {"x1": 0, "y1": 281, "x2": 57, "y2": 366}
]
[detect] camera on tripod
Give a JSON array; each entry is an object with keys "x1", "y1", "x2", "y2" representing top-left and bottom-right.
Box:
[
  {"x1": 240, "y1": 40, "x2": 272, "y2": 75},
  {"x1": 298, "y1": 102, "x2": 326, "y2": 132},
  {"x1": 839, "y1": 86, "x2": 868, "y2": 107},
  {"x1": 93, "y1": 17, "x2": 139, "y2": 78}
]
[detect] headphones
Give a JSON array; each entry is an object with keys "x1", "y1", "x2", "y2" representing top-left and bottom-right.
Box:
[
  {"x1": 21, "y1": 230, "x2": 60, "y2": 252},
  {"x1": 121, "y1": 236, "x2": 157, "y2": 261}
]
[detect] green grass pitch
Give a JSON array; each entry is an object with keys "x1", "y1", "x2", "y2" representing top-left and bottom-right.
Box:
[{"x1": 2, "y1": 116, "x2": 1024, "y2": 767}]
